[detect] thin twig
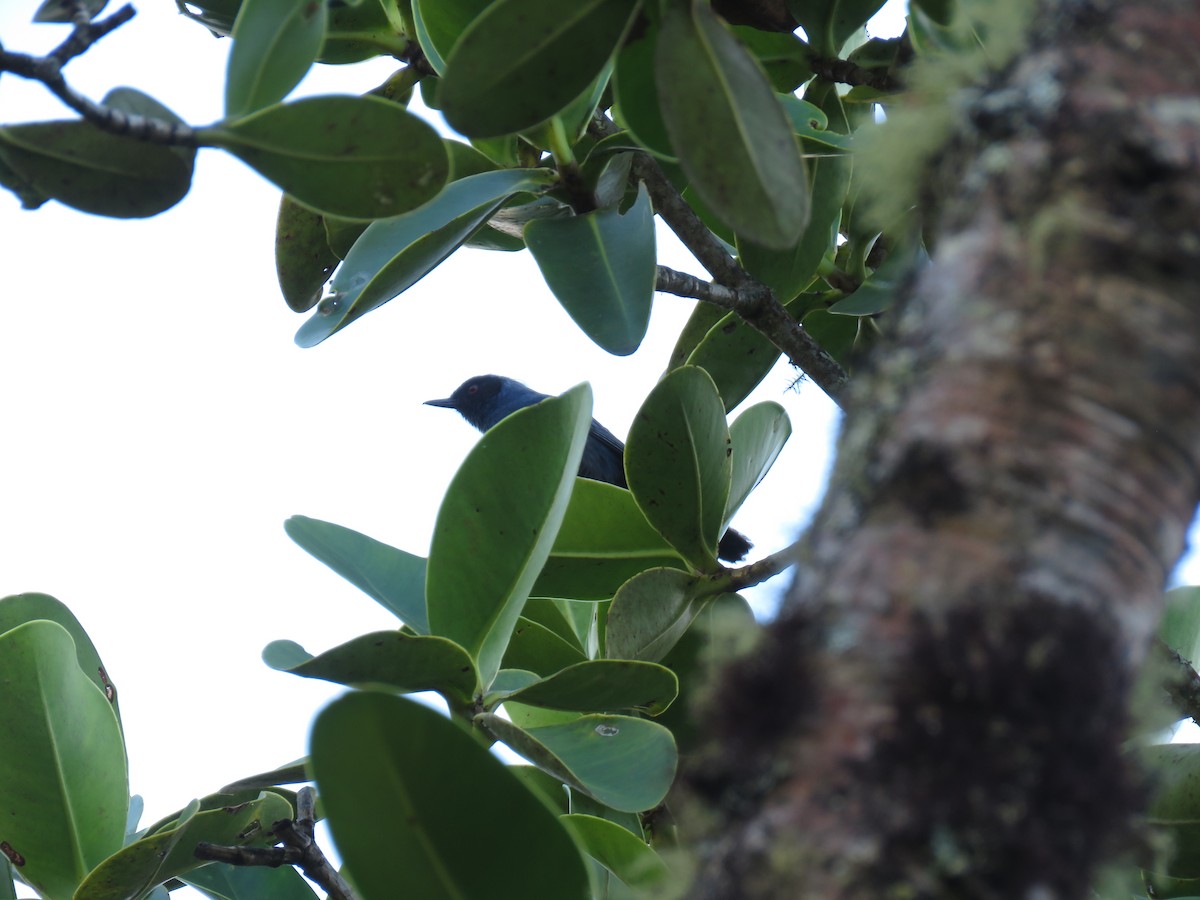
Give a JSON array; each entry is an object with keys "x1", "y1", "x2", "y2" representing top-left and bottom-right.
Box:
[
  {"x1": 808, "y1": 56, "x2": 901, "y2": 92},
  {"x1": 699, "y1": 540, "x2": 802, "y2": 596},
  {"x1": 194, "y1": 787, "x2": 357, "y2": 900},
  {"x1": 0, "y1": 4, "x2": 197, "y2": 145}
]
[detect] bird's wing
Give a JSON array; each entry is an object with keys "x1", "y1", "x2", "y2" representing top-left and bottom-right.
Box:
[{"x1": 580, "y1": 419, "x2": 628, "y2": 488}]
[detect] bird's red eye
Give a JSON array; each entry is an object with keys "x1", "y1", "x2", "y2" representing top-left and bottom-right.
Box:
[{"x1": 468, "y1": 385, "x2": 478, "y2": 394}]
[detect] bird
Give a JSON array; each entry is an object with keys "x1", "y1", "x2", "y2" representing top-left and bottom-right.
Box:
[{"x1": 425, "y1": 374, "x2": 752, "y2": 563}]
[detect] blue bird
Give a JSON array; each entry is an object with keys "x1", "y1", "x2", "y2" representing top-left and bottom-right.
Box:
[{"x1": 426, "y1": 374, "x2": 752, "y2": 563}]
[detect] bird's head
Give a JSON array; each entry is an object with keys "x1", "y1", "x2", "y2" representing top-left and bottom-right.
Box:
[{"x1": 425, "y1": 374, "x2": 513, "y2": 431}]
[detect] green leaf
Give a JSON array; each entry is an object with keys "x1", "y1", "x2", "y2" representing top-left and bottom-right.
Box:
[
  {"x1": 732, "y1": 26, "x2": 814, "y2": 93},
  {"x1": 667, "y1": 302, "x2": 726, "y2": 370},
  {"x1": 0, "y1": 110, "x2": 193, "y2": 218},
  {"x1": 0, "y1": 592, "x2": 122, "y2": 724},
  {"x1": 828, "y1": 239, "x2": 928, "y2": 316},
  {"x1": 275, "y1": 194, "x2": 338, "y2": 312},
  {"x1": 319, "y1": 0, "x2": 406, "y2": 64},
  {"x1": 786, "y1": 0, "x2": 887, "y2": 55},
  {"x1": 738, "y1": 86, "x2": 853, "y2": 302},
  {"x1": 1164, "y1": 587, "x2": 1200, "y2": 666},
  {"x1": 503, "y1": 617, "x2": 589, "y2": 676},
  {"x1": 479, "y1": 712, "x2": 676, "y2": 813},
  {"x1": 1142, "y1": 744, "x2": 1200, "y2": 879},
  {"x1": 295, "y1": 167, "x2": 555, "y2": 347},
  {"x1": 225, "y1": 0, "x2": 326, "y2": 118},
  {"x1": 562, "y1": 814, "x2": 671, "y2": 889},
  {"x1": 726, "y1": 402, "x2": 791, "y2": 525},
  {"x1": 200, "y1": 95, "x2": 448, "y2": 220},
  {"x1": 411, "y1": 0, "x2": 492, "y2": 75},
  {"x1": 912, "y1": 0, "x2": 955, "y2": 25},
  {"x1": 496, "y1": 659, "x2": 678, "y2": 716},
  {"x1": 262, "y1": 632, "x2": 476, "y2": 706},
  {"x1": 533, "y1": 479, "x2": 684, "y2": 602},
  {"x1": 526, "y1": 184, "x2": 655, "y2": 356},
  {"x1": 284, "y1": 515, "x2": 428, "y2": 632},
  {"x1": 312, "y1": 692, "x2": 590, "y2": 900},
  {"x1": 322, "y1": 213, "x2": 370, "y2": 259},
  {"x1": 802, "y1": 307, "x2": 860, "y2": 364},
  {"x1": 220, "y1": 760, "x2": 310, "y2": 794},
  {"x1": 656, "y1": 3, "x2": 808, "y2": 249},
  {"x1": 182, "y1": 862, "x2": 318, "y2": 900},
  {"x1": 523, "y1": 599, "x2": 587, "y2": 651},
  {"x1": 33, "y1": 0, "x2": 107, "y2": 23},
  {"x1": 612, "y1": 24, "x2": 676, "y2": 160},
  {"x1": 75, "y1": 792, "x2": 293, "y2": 900},
  {"x1": 0, "y1": 621, "x2": 127, "y2": 900},
  {"x1": 625, "y1": 367, "x2": 732, "y2": 569},
  {"x1": 427, "y1": 385, "x2": 593, "y2": 689},
  {"x1": 605, "y1": 568, "x2": 710, "y2": 662},
  {"x1": 440, "y1": 0, "x2": 639, "y2": 137}
]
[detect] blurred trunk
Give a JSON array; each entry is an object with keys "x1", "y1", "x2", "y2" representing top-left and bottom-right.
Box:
[{"x1": 687, "y1": 1, "x2": 1200, "y2": 896}]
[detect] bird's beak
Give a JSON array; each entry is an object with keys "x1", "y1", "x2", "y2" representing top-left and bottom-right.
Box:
[{"x1": 424, "y1": 397, "x2": 457, "y2": 409}]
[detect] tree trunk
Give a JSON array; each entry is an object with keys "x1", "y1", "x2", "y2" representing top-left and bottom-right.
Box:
[{"x1": 687, "y1": 1, "x2": 1200, "y2": 896}]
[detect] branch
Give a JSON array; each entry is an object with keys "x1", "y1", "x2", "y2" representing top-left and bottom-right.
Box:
[
  {"x1": 700, "y1": 540, "x2": 801, "y2": 596},
  {"x1": 808, "y1": 56, "x2": 901, "y2": 92},
  {"x1": 194, "y1": 788, "x2": 356, "y2": 900},
  {"x1": 1159, "y1": 640, "x2": 1200, "y2": 724},
  {"x1": 0, "y1": 4, "x2": 197, "y2": 146}
]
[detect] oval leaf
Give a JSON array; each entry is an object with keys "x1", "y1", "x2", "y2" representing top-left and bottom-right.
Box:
[
  {"x1": 440, "y1": 0, "x2": 639, "y2": 137},
  {"x1": 225, "y1": 0, "x2": 327, "y2": 118},
  {"x1": 200, "y1": 95, "x2": 449, "y2": 220},
  {"x1": 625, "y1": 367, "x2": 732, "y2": 569},
  {"x1": 562, "y1": 814, "x2": 671, "y2": 889},
  {"x1": 499, "y1": 659, "x2": 678, "y2": 716},
  {"x1": 0, "y1": 118, "x2": 192, "y2": 218},
  {"x1": 503, "y1": 617, "x2": 589, "y2": 676},
  {"x1": 284, "y1": 515, "x2": 428, "y2": 632},
  {"x1": 412, "y1": 0, "x2": 494, "y2": 75},
  {"x1": 605, "y1": 567, "x2": 706, "y2": 663},
  {"x1": 296, "y1": 167, "x2": 555, "y2": 347},
  {"x1": 0, "y1": 621, "x2": 127, "y2": 900},
  {"x1": 526, "y1": 184, "x2": 656, "y2": 356},
  {"x1": 312, "y1": 693, "x2": 590, "y2": 900},
  {"x1": 262, "y1": 632, "x2": 476, "y2": 705},
  {"x1": 182, "y1": 862, "x2": 318, "y2": 900},
  {"x1": 533, "y1": 479, "x2": 684, "y2": 602},
  {"x1": 275, "y1": 194, "x2": 338, "y2": 312},
  {"x1": 726, "y1": 401, "x2": 791, "y2": 525},
  {"x1": 656, "y1": 3, "x2": 808, "y2": 249},
  {"x1": 427, "y1": 384, "x2": 593, "y2": 689},
  {"x1": 478, "y1": 713, "x2": 676, "y2": 813},
  {"x1": 612, "y1": 24, "x2": 676, "y2": 160}
]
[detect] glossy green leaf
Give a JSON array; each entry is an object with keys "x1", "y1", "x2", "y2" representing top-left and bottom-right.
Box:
[
  {"x1": 625, "y1": 367, "x2": 732, "y2": 570},
  {"x1": 562, "y1": 814, "x2": 671, "y2": 889},
  {"x1": 605, "y1": 568, "x2": 711, "y2": 662},
  {"x1": 200, "y1": 95, "x2": 448, "y2": 220},
  {"x1": 275, "y1": 194, "x2": 337, "y2": 312},
  {"x1": 511, "y1": 765, "x2": 571, "y2": 814},
  {"x1": 76, "y1": 792, "x2": 293, "y2": 900},
  {"x1": 479, "y1": 712, "x2": 676, "y2": 813},
  {"x1": 526, "y1": 184, "x2": 655, "y2": 356},
  {"x1": 667, "y1": 302, "x2": 726, "y2": 371},
  {"x1": 726, "y1": 402, "x2": 791, "y2": 525},
  {"x1": 182, "y1": 862, "x2": 318, "y2": 900},
  {"x1": 313, "y1": 692, "x2": 589, "y2": 900},
  {"x1": 503, "y1": 617, "x2": 589, "y2": 676},
  {"x1": 656, "y1": 3, "x2": 808, "y2": 249},
  {"x1": 319, "y1": 0, "x2": 406, "y2": 64},
  {"x1": 0, "y1": 151, "x2": 48, "y2": 209},
  {"x1": 739, "y1": 86, "x2": 853, "y2": 302},
  {"x1": 802, "y1": 307, "x2": 860, "y2": 364},
  {"x1": 0, "y1": 621, "x2": 126, "y2": 900},
  {"x1": 520, "y1": 60, "x2": 613, "y2": 150},
  {"x1": 786, "y1": 0, "x2": 887, "y2": 55},
  {"x1": 497, "y1": 659, "x2": 678, "y2": 715},
  {"x1": 0, "y1": 111, "x2": 192, "y2": 218},
  {"x1": 262, "y1": 632, "x2": 476, "y2": 705},
  {"x1": 1163, "y1": 587, "x2": 1200, "y2": 666},
  {"x1": 296, "y1": 167, "x2": 555, "y2": 347},
  {"x1": 225, "y1": 0, "x2": 326, "y2": 118},
  {"x1": 533, "y1": 479, "x2": 684, "y2": 602},
  {"x1": 440, "y1": 0, "x2": 639, "y2": 137},
  {"x1": 427, "y1": 385, "x2": 593, "y2": 689},
  {"x1": 612, "y1": 25, "x2": 675, "y2": 160},
  {"x1": 322, "y1": 214, "x2": 369, "y2": 259},
  {"x1": 411, "y1": 0, "x2": 492, "y2": 75},
  {"x1": 1142, "y1": 744, "x2": 1200, "y2": 879},
  {"x1": 0, "y1": 592, "x2": 122, "y2": 723},
  {"x1": 284, "y1": 515, "x2": 428, "y2": 632},
  {"x1": 523, "y1": 599, "x2": 587, "y2": 650},
  {"x1": 732, "y1": 26, "x2": 813, "y2": 93}
]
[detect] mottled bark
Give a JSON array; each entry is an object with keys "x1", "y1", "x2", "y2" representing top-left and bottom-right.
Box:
[{"x1": 689, "y1": 1, "x2": 1200, "y2": 897}]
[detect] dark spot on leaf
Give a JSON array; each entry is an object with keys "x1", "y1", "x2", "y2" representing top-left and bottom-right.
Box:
[{"x1": 0, "y1": 842, "x2": 24, "y2": 866}]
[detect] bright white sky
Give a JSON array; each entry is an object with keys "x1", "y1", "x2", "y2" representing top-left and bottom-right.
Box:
[{"x1": 1, "y1": 0, "x2": 1197, "y2": 886}]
